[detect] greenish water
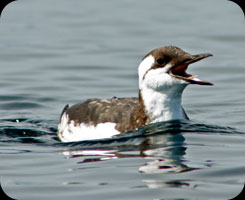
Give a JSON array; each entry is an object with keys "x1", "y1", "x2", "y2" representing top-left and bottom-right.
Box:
[{"x1": 0, "y1": 0, "x2": 245, "y2": 199}]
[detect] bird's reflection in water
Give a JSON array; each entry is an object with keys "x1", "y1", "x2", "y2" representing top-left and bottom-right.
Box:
[
  {"x1": 61, "y1": 127, "x2": 200, "y2": 189},
  {"x1": 138, "y1": 133, "x2": 188, "y2": 174},
  {"x1": 60, "y1": 121, "x2": 239, "y2": 188},
  {"x1": 61, "y1": 125, "x2": 196, "y2": 174}
]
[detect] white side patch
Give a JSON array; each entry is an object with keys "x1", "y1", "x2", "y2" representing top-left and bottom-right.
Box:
[{"x1": 58, "y1": 114, "x2": 120, "y2": 142}]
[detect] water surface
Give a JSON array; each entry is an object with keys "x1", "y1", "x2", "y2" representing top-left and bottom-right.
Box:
[{"x1": 0, "y1": 0, "x2": 245, "y2": 199}]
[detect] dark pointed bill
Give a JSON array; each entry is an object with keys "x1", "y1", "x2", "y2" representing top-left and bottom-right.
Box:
[{"x1": 169, "y1": 53, "x2": 213, "y2": 86}]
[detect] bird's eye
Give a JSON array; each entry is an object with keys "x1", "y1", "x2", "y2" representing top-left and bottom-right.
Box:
[
  {"x1": 156, "y1": 56, "x2": 170, "y2": 66},
  {"x1": 157, "y1": 59, "x2": 165, "y2": 65}
]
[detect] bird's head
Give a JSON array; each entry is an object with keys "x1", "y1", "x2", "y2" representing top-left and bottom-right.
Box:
[{"x1": 138, "y1": 46, "x2": 213, "y2": 95}]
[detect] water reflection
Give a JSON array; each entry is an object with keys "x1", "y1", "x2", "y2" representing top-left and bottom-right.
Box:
[
  {"x1": 62, "y1": 149, "x2": 118, "y2": 164},
  {"x1": 138, "y1": 133, "x2": 189, "y2": 174},
  {"x1": 61, "y1": 124, "x2": 193, "y2": 175},
  {"x1": 59, "y1": 121, "x2": 243, "y2": 189},
  {"x1": 141, "y1": 179, "x2": 191, "y2": 189}
]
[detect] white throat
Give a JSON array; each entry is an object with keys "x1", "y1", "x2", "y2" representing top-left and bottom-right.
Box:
[
  {"x1": 140, "y1": 86, "x2": 187, "y2": 123},
  {"x1": 138, "y1": 55, "x2": 188, "y2": 122}
]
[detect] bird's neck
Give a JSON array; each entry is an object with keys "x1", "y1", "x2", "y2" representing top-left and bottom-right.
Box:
[{"x1": 138, "y1": 84, "x2": 187, "y2": 123}]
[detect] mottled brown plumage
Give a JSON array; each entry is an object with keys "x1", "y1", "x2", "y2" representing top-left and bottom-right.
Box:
[{"x1": 64, "y1": 95, "x2": 150, "y2": 133}]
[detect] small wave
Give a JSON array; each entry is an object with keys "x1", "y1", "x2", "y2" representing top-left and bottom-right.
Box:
[
  {"x1": 55, "y1": 120, "x2": 245, "y2": 148},
  {"x1": 0, "y1": 95, "x2": 26, "y2": 101},
  {"x1": 0, "y1": 102, "x2": 44, "y2": 110},
  {"x1": 0, "y1": 119, "x2": 244, "y2": 147},
  {"x1": 0, "y1": 118, "x2": 58, "y2": 144}
]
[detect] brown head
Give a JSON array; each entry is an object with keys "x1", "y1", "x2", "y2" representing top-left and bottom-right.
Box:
[{"x1": 139, "y1": 46, "x2": 213, "y2": 88}]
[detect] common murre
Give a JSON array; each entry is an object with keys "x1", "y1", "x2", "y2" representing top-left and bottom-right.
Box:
[{"x1": 58, "y1": 46, "x2": 213, "y2": 142}]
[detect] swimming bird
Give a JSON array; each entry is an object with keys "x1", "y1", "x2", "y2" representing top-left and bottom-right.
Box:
[{"x1": 58, "y1": 46, "x2": 213, "y2": 142}]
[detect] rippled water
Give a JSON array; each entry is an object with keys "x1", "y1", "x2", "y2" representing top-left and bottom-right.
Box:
[{"x1": 1, "y1": 0, "x2": 245, "y2": 199}]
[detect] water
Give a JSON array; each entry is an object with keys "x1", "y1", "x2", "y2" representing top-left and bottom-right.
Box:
[{"x1": 0, "y1": 0, "x2": 245, "y2": 199}]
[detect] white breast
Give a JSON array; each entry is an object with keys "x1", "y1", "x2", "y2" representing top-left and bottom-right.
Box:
[{"x1": 141, "y1": 87, "x2": 187, "y2": 122}]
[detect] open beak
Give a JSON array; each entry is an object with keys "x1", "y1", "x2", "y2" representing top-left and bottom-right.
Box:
[{"x1": 169, "y1": 53, "x2": 213, "y2": 86}]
